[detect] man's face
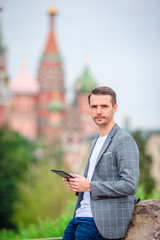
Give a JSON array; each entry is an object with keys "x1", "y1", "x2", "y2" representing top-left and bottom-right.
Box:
[{"x1": 89, "y1": 94, "x2": 118, "y2": 127}]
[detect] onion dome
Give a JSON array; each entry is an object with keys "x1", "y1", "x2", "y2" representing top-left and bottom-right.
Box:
[
  {"x1": 48, "y1": 99, "x2": 63, "y2": 111},
  {"x1": 9, "y1": 61, "x2": 39, "y2": 94},
  {"x1": 75, "y1": 67, "x2": 97, "y2": 93}
]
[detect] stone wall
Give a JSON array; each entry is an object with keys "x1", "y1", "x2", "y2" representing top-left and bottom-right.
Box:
[{"x1": 123, "y1": 199, "x2": 160, "y2": 240}]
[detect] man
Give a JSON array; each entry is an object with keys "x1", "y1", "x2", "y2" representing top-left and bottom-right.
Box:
[{"x1": 62, "y1": 86, "x2": 139, "y2": 240}]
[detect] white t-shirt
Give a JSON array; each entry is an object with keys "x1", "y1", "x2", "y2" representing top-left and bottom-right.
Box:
[{"x1": 75, "y1": 134, "x2": 108, "y2": 217}]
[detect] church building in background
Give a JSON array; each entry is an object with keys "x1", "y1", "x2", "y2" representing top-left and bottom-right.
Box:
[
  {"x1": 1, "y1": 6, "x2": 98, "y2": 171},
  {"x1": 0, "y1": 5, "x2": 160, "y2": 185}
]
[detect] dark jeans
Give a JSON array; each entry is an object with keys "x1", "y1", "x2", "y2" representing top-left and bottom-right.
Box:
[{"x1": 62, "y1": 217, "x2": 107, "y2": 240}]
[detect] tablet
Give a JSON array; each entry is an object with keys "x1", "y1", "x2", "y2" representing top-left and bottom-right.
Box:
[{"x1": 51, "y1": 169, "x2": 75, "y2": 179}]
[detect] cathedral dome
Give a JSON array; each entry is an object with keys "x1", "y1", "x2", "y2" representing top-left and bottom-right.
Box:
[
  {"x1": 75, "y1": 67, "x2": 97, "y2": 93},
  {"x1": 9, "y1": 62, "x2": 39, "y2": 94}
]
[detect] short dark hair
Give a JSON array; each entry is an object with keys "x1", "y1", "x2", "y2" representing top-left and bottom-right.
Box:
[{"x1": 88, "y1": 86, "x2": 117, "y2": 106}]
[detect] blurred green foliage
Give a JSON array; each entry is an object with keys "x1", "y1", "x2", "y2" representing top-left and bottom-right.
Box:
[
  {"x1": 132, "y1": 131, "x2": 155, "y2": 198},
  {"x1": 1, "y1": 186, "x2": 160, "y2": 240},
  {"x1": 0, "y1": 124, "x2": 75, "y2": 230},
  {"x1": 136, "y1": 184, "x2": 160, "y2": 201},
  {"x1": 0, "y1": 125, "x2": 36, "y2": 229},
  {"x1": 11, "y1": 135, "x2": 76, "y2": 226},
  {"x1": 0, "y1": 200, "x2": 76, "y2": 240},
  {"x1": 12, "y1": 160, "x2": 76, "y2": 226}
]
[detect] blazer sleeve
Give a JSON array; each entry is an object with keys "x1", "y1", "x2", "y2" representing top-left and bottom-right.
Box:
[{"x1": 90, "y1": 134, "x2": 139, "y2": 199}]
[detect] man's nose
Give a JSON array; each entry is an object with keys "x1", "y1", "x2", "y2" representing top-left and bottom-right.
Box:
[{"x1": 96, "y1": 106, "x2": 102, "y2": 114}]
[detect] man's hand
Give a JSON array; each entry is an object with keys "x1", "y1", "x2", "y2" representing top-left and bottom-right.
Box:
[{"x1": 63, "y1": 174, "x2": 91, "y2": 192}]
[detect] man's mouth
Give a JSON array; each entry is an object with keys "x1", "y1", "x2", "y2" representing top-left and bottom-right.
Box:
[{"x1": 96, "y1": 117, "x2": 104, "y2": 121}]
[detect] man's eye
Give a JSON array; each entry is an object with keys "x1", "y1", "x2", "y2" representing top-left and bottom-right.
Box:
[
  {"x1": 102, "y1": 105, "x2": 108, "y2": 108},
  {"x1": 91, "y1": 106, "x2": 97, "y2": 109}
]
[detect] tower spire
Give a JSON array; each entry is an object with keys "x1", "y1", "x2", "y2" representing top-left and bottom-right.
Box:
[
  {"x1": 44, "y1": 5, "x2": 58, "y2": 55},
  {"x1": 0, "y1": 7, "x2": 6, "y2": 74},
  {"x1": 37, "y1": 6, "x2": 65, "y2": 137},
  {"x1": 0, "y1": 7, "x2": 4, "y2": 49},
  {"x1": 0, "y1": 7, "x2": 9, "y2": 128},
  {"x1": 48, "y1": 5, "x2": 57, "y2": 28}
]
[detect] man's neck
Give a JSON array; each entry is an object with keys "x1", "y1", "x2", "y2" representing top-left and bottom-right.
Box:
[{"x1": 99, "y1": 121, "x2": 115, "y2": 137}]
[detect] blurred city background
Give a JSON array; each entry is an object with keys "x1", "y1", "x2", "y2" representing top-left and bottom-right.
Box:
[{"x1": 0, "y1": 0, "x2": 160, "y2": 239}]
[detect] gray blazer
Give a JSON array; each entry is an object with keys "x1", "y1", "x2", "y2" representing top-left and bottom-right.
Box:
[{"x1": 75, "y1": 124, "x2": 139, "y2": 239}]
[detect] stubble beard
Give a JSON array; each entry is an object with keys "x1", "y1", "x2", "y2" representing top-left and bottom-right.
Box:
[{"x1": 93, "y1": 116, "x2": 108, "y2": 127}]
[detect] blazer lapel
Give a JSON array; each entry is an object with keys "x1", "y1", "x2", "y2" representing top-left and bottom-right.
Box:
[{"x1": 95, "y1": 123, "x2": 119, "y2": 166}]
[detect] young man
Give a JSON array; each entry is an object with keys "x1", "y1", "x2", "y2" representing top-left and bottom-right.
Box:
[{"x1": 62, "y1": 86, "x2": 139, "y2": 240}]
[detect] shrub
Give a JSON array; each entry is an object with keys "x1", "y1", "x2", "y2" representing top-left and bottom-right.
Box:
[{"x1": 0, "y1": 200, "x2": 76, "y2": 240}]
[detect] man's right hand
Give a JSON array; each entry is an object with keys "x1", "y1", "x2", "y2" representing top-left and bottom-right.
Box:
[{"x1": 63, "y1": 174, "x2": 91, "y2": 192}]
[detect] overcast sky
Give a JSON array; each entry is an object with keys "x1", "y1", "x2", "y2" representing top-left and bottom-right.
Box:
[{"x1": 1, "y1": 0, "x2": 160, "y2": 130}]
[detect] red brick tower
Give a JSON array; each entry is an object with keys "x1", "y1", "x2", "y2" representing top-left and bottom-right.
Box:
[
  {"x1": 37, "y1": 6, "x2": 65, "y2": 138},
  {"x1": 8, "y1": 61, "x2": 39, "y2": 140},
  {"x1": 0, "y1": 8, "x2": 9, "y2": 127}
]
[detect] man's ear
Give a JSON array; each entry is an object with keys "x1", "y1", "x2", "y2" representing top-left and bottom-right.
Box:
[{"x1": 113, "y1": 104, "x2": 118, "y2": 113}]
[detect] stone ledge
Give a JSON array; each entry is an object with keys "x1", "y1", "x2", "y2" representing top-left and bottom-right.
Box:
[{"x1": 122, "y1": 199, "x2": 160, "y2": 240}]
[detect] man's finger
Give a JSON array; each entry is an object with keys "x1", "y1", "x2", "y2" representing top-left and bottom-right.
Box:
[{"x1": 73, "y1": 174, "x2": 81, "y2": 178}]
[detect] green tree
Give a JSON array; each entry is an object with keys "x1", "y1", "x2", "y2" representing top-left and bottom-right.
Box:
[
  {"x1": 132, "y1": 131, "x2": 155, "y2": 198},
  {"x1": 12, "y1": 161, "x2": 76, "y2": 226},
  {"x1": 0, "y1": 125, "x2": 36, "y2": 229},
  {"x1": 12, "y1": 138, "x2": 75, "y2": 226}
]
